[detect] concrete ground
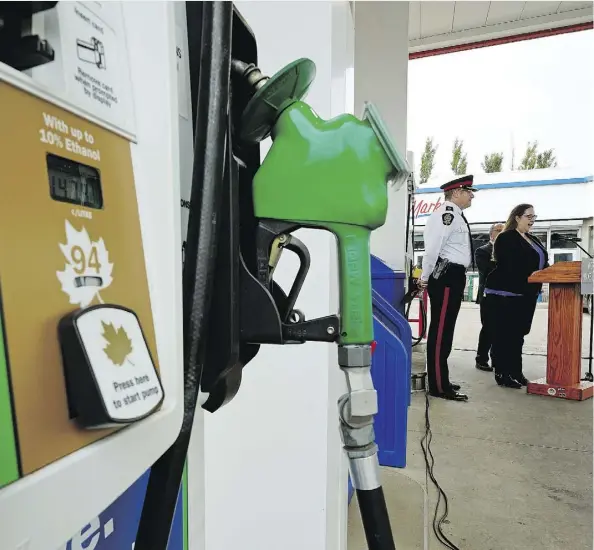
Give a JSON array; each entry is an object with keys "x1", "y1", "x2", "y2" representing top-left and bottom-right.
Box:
[{"x1": 348, "y1": 303, "x2": 594, "y2": 550}]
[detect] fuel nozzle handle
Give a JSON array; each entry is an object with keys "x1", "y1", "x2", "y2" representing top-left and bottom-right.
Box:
[{"x1": 329, "y1": 224, "x2": 375, "y2": 345}]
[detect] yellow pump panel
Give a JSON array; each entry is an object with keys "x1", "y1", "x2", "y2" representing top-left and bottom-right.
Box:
[{"x1": 0, "y1": 81, "x2": 159, "y2": 477}]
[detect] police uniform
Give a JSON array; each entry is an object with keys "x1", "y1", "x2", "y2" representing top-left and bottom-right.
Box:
[{"x1": 421, "y1": 175, "x2": 477, "y2": 401}]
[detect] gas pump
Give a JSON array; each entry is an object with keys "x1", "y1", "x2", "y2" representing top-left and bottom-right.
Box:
[
  {"x1": 402, "y1": 159, "x2": 428, "y2": 346},
  {"x1": 136, "y1": 3, "x2": 409, "y2": 550},
  {"x1": 0, "y1": 2, "x2": 183, "y2": 549},
  {"x1": 1, "y1": 2, "x2": 409, "y2": 549}
]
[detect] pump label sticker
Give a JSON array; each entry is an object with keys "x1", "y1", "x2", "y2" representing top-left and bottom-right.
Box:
[
  {"x1": 175, "y1": 23, "x2": 191, "y2": 121},
  {"x1": 57, "y1": 221, "x2": 114, "y2": 308},
  {"x1": 40, "y1": 112, "x2": 101, "y2": 162},
  {"x1": 57, "y1": 2, "x2": 133, "y2": 131},
  {"x1": 76, "y1": 307, "x2": 163, "y2": 421}
]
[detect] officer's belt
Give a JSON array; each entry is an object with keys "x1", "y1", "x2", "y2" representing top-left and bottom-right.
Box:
[{"x1": 437, "y1": 257, "x2": 466, "y2": 269}]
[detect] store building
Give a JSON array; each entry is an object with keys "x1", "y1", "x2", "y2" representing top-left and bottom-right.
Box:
[{"x1": 412, "y1": 168, "x2": 594, "y2": 301}]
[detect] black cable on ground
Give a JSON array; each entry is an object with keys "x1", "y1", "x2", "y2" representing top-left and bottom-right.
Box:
[
  {"x1": 420, "y1": 390, "x2": 461, "y2": 550},
  {"x1": 453, "y1": 346, "x2": 593, "y2": 360}
]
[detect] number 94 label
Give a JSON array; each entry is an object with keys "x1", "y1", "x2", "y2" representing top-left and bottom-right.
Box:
[{"x1": 56, "y1": 220, "x2": 114, "y2": 309}]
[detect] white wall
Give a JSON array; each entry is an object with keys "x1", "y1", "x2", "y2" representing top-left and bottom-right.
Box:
[
  {"x1": 202, "y1": 3, "x2": 352, "y2": 550},
  {"x1": 354, "y1": 1, "x2": 410, "y2": 272},
  {"x1": 327, "y1": 6, "x2": 354, "y2": 549}
]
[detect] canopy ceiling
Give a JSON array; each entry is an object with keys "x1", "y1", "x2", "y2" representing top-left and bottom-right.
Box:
[{"x1": 408, "y1": 1, "x2": 593, "y2": 57}]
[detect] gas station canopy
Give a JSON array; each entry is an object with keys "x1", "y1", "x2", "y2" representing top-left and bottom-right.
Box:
[{"x1": 408, "y1": 1, "x2": 593, "y2": 57}]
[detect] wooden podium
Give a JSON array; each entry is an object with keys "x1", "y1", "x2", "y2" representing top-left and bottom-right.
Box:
[{"x1": 527, "y1": 261, "x2": 593, "y2": 401}]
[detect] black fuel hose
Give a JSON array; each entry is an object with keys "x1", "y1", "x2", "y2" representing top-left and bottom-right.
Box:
[
  {"x1": 356, "y1": 486, "x2": 396, "y2": 550},
  {"x1": 134, "y1": 3, "x2": 233, "y2": 549}
]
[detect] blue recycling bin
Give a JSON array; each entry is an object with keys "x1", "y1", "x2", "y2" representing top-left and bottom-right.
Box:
[
  {"x1": 371, "y1": 292, "x2": 411, "y2": 467},
  {"x1": 370, "y1": 255, "x2": 406, "y2": 316}
]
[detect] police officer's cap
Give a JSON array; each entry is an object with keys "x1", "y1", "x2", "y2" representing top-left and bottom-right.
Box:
[{"x1": 440, "y1": 175, "x2": 477, "y2": 192}]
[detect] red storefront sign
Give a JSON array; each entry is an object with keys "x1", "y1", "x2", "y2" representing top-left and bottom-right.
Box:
[{"x1": 413, "y1": 197, "x2": 443, "y2": 218}]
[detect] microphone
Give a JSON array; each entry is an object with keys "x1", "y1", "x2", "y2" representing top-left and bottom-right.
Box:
[
  {"x1": 551, "y1": 233, "x2": 582, "y2": 243},
  {"x1": 551, "y1": 233, "x2": 593, "y2": 259}
]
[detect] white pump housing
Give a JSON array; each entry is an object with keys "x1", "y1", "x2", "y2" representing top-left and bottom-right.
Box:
[{"x1": 0, "y1": 3, "x2": 183, "y2": 549}]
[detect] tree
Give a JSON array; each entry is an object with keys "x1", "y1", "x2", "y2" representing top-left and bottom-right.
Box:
[
  {"x1": 536, "y1": 148, "x2": 557, "y2": 169},
  {"x1": 518, "y1": 141, "x2": 538, "y2": 170},
  {"x1": 450, "y1": 138, "x2": 468, "y2": 175},
  {"x1": 481, "y1": 152, "x2": 504, "y2": 173},
  {"x1": 518, "y1": 141, "x2": 558, "y2": 170},
  {"x1": 419, "y1": 137, "x2": 438, "y2": 184}
]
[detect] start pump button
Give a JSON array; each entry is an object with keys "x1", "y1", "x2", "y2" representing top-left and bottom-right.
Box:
[{"x1": 59, "y1": 304, "x2": 165, "y2": 429}]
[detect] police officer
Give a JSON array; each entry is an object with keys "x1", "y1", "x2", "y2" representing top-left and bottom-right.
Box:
[{"x1": 418, "y1": 175, "x2": 477, "y2": 401}]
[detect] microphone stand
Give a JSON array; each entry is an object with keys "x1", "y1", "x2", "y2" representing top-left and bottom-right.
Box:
[
  {"x1": 561, "y1": 238, "x2": 593, "y2": 383},
  {"x1": 578, "y1": 243, "x2": 594, "y2": 383},
  {"x1": 568, "y1": 239, "x2": 593, "y2": 262},
  {"x1": 586, "y1": 312, "x2": 593, "y2": 383}
]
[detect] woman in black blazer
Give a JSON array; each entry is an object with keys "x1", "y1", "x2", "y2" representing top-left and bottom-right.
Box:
[{"x1": 483, "y1": 203, "x2": 549, "y2": 389}]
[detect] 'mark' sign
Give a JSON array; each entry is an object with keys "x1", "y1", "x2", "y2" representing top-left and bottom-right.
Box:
[{"x1": 413, "y1": 197, "x2": 443, "y2": 218}]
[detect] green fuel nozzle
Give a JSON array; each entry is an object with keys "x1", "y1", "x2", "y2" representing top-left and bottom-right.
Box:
[
  {"x1": 253, "y1": 100, "x2": 392, "y2": 345},
  {"x1": 235, "y1": 57, "x2": 408, "y2": 550},
  {"x1": 236, "y1": 58, "x2": 408, "y2": 346}
]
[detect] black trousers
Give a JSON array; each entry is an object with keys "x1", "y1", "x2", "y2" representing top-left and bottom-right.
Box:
[
  {"x1": 485, "y1": 294, "x2": 538, "y2": 380},
  {"x1": 426, "y1": 265, "x2": 466, "y2": 394},
  {"x1": 476, "y1": 298, "x2": 492, "y2": 364}
]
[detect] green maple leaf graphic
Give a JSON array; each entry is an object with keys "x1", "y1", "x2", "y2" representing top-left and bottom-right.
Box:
[{"x1": 101, "y1": 321, "x2": 134, "y2": 366}]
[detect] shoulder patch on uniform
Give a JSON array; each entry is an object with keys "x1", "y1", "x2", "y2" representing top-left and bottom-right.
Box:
[
  {"x1": 445, "y1": 205, "x2": 454, "y2": 211},
  {"x1": 442, "y1": 213, "x2": 454, "y2": 226}
]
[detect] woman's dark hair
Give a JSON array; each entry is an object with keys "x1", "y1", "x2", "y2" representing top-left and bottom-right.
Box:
[{"x1": 503, "y1": 203, "x2": 534, "y2": 232}]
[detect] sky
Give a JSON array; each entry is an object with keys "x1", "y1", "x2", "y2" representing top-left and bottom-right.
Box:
[{"x1": 406, "y1": 29, "x2": 594, "y2": 182}]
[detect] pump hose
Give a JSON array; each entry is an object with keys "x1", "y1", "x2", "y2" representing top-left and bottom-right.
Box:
[
  {"x1": 134, "y1": 3, "x2": 233, "y2": 549},
  {"x1": 405, "y1": 293, "x2": 427, "y2": 346},
  {"x1": 356, "y1": 486, "x2": 396, "y2": 550}
]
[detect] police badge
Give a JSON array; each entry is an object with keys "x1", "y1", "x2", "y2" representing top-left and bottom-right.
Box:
[{"x1": 442, "y1": 212, "x2": 454, "y2": 226}]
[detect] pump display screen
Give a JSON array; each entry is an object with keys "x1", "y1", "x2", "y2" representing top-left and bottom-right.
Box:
[{"x1": 47, "y1": 153, "x2": 103, "y2": 209}]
